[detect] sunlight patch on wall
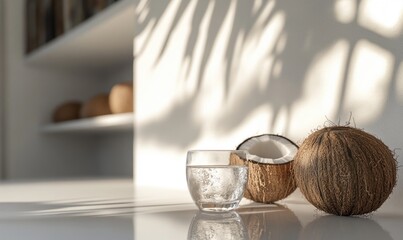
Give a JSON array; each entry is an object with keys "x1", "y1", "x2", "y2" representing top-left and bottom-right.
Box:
[
  {"x1": 343, "y1": 40, "x2": 394, "y2": 123},
  {"x1": 256, "y1": 56, "x2": 275, "y2": 90},
  {"x1": 252, "y1": 0, "x2": 264, "y2": 15},
  {"x1": 275, "y1": 33, "x2": 287, "y2": 54},
  {"x1": 193, "y1": 79, "x2": 224, "y2": 123},
  {"x1": 272, "y1": 106, "x2": 289, "y2": 135},
  {"x1": 396, "y1": 61, "x2": 403, "y2": 105},
  {"x1": 135, "y1": 147, "x2": 187, "y2": 189},
  {"x1": 253, "y1": 0, "x2": 275, "y2": 26},
  {"x1": 135, "y1": 0, "x2": 185, "y2": 123},
  {"x1": 289, "y1": 40, "x2": 349, "y2": 139},
  {"x1": 201, "y1": 105, "x2": 272, "y2": 147},
  {"x1": 254, "y1": 11, "x2": 286, "y2": 58},
  {"x1": 194, "y1": 1, "x2": 237, "y2": 121},
  {"x1": 135, "y1": 0, "x2": 212, "y2": 124},
  {"x1": 137, "y1": 0, "x2": 149, "y2": 23},
  {"x1": 136, "y1": 0, "x2": 182, "y2": 57},
  {"x1": 358, "y1": 0, "x2": 403, "y2": 38},
  {"x1": 183, "y1": 0, "x2": 214, "y2": 94},
  {"x1": 334, "y1": 0, "x2": 357, "y2": 24},
  {"x1": 241, "y1": 10, "x2": 285, "y2": 87}
]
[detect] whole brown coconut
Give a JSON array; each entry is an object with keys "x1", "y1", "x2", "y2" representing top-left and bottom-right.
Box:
[
  {"x1": 109, "y1": 82, "x2": 134, "y2": 114},
  {"x1": 52, "y1": 101, "x2": 82, "y2": 123},
  {"x1": 294, "y1": 126, "x2": 397, "y2": 216},
  {"x1": 233, "y1": 134, "x2": 298, "y2": 203},
  {"x1": 81, "y1": 93, "x2": 112, "y2": 118}
]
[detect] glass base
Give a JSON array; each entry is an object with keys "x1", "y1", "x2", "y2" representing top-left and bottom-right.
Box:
[{"x1": 198, "y1": 201, "x2": 240, "y2": 212}]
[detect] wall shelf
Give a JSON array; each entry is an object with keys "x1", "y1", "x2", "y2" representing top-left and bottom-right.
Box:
[
  {"x1": 42, "y1": 113, "x2": 134, "y2": 133},
  {"x1": 5, "y1": 0, "x2": 136, "y2": 177},
  {"x1": 25, "y1": 0, "x2": 135, "y2": 73}
]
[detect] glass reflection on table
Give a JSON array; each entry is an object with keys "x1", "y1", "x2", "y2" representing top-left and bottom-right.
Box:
[
  {"x1": 187, "y1": 203, "x2": 302, "y2": 240},
  {"x1": 188, "y1": 211, "x2": 248, "y2": 240}
]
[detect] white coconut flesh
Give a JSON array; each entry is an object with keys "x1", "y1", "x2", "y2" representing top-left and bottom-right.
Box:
[{"x1": 238, "y1": 135, "x2": 298, "y2": 164}]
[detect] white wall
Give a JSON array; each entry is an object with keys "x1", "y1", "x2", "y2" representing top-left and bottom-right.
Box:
[
  {"x1": 97, "y1": 63, "x2": 133, "y2": 177},
  {"x1": 0, "y1": 0, "x2": 5, "y2": 178},
  {"x1": 134, "y1": 0, "x2": 403, "y2": 205}
]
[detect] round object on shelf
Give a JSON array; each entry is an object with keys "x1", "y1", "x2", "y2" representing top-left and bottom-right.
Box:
[
  {"x1": 109, "y1": 82, "x2": 133, "y2": 113},
  {"x1": 52, "y1": 101, "x2": 82, "y2": 123},
  {"x1": 81, "y1": 93, "x2": 112, "y2": 118}
]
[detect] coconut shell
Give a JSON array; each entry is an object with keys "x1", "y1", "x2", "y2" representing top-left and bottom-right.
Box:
[
  {"x1": 81, "y1": 93, "x2": 112, "y2": 118},
  {"x1": 52, "y1": 101, "x2": 82, "y2": 123},
  {"x1": 109, "y1": 82, "x2": 134, "y2": 114},
  {"x1": 230, "y1": 150, "x2": 297, "y2": 203},
  {"x1": 294, "y1": 126, "x2": 397, "y2": 216}
]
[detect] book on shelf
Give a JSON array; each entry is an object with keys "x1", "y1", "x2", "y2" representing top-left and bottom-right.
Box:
[
  {"x1": 83, "y1": 0, "x2": 108, "y2": 20},
  {"x1": 26, "y1": 0, "x2": 57, "y2": 53},
  {"x1": 35, "y1": 0, "x2": 45, "y2": 48},
  {"x1": 54, "y1": 0, "x2": 64, "y2": 37},
  {"x1": 25, "y1": 0, "x2": 37, "y2": 53},
  {"x1": 62, "y1": 0, "x2": 82, "y2": 32},
  {"x1": 25, "y1": 0, "x2": 121, "y2": 54},
  {"x1": 44, "y1": 0, "x2": 55, "y2": 42}
]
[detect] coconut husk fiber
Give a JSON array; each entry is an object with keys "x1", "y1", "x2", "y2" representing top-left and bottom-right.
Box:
[
  {"x1": 293, "y1": 126, "x2": 397, "y2": 216},
  {"x1": 230, "y1": 153, "x2": 296, "y2": 203}
]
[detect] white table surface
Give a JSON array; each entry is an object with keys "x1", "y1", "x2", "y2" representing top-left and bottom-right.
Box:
[{"x1": 0, "y1": 178, "x2": 401, "y2": 240}]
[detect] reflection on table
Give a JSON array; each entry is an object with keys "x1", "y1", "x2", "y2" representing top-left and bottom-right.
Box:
[
  {"x1": 188, "y1": 211, "x2": 247, "y2": 240},
  {"x1": 135, "y1": 200, "x2": 402, "y2": 240}
]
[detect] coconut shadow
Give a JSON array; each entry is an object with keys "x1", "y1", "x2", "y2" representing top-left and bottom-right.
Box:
[
  {"x1": 237, "y1": 203, "x2": 302, "y2": 240},
  {"x1": 299, "y1": 215, "x2": 393, "y2": 240}
]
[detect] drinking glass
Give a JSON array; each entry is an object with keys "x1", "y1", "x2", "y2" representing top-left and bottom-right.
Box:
[{"x1": 186, "y1": 150, "x2": 249, "y2": 212}]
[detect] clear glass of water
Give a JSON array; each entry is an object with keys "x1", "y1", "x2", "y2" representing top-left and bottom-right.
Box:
[{"x1": 186, "y1": 150, "x2": 249, "y2": 212}]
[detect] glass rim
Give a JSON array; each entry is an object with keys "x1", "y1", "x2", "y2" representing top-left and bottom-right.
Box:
[
  {"x1": 186, "y1": 149, "x2": 250, "y2": 166},
  {"x1": 187, "y1": 149, "x2": 248, "y2": 153}
]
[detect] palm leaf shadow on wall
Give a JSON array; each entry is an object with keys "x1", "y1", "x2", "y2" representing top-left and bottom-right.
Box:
[{"x1": 134, "y1": 0, "x2": 403, "y2": 149}]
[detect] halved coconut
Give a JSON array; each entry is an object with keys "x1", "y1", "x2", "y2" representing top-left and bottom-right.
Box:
[
  {"x1": 234, "y1": 134, "x2": 298, "y2": 203},
  {"x1": 238, "y1": 134, "x2": 298, "y2": 164}
]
